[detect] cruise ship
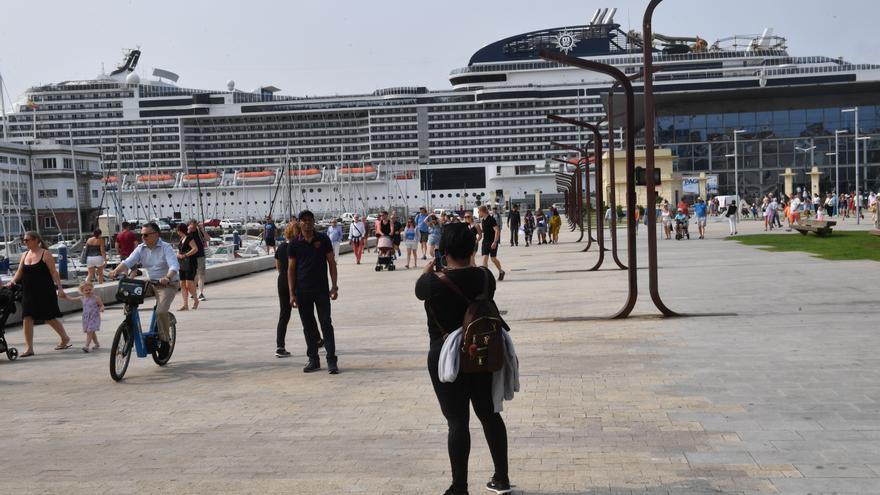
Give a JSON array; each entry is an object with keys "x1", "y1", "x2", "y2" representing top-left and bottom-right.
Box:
[{"x1": 4, "y1": 7, "x2": 880, "y2": 223}]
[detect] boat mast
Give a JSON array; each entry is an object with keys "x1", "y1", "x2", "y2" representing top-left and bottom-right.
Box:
[
  {"x1": 68, "y1": 125, "x2": 84, "y2": 238},
  {"x1": 0, "y1": 70, "x2": 7, "y2": 141}
]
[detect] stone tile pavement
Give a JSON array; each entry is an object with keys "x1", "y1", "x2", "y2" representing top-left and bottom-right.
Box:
[{"x1": 1, "y1": 217, "x2": 879, "y2": 494}]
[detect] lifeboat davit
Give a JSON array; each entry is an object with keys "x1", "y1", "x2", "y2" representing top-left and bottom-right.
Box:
[
  {"x1": 181, "y1": 172, "x2": 222, "y2": 187},
  {"x1": 136, "y1": 174, "x2": 176, "y2": 188},
  {"x1": 235, "y1": 170, "x2": 276, "y2": 185},
  {"x1": 337, "y1": 165, "x2": 378, "y2": 180},
  {"x1": 287, "y1": 168, "x2": 322, "y2": 182}
]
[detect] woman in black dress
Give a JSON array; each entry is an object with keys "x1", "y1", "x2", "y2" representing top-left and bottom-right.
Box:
[
  {"x1": 176, "y1": 224, "x2": 200, "y2": 310},
  {"x1": 3, "y1": 231, "x2": 71, "y2": 356}
]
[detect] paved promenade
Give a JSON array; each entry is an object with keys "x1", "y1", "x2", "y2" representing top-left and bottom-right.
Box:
[{"x1": 2, "y1": 216, "x2": 879, "y2": 494}]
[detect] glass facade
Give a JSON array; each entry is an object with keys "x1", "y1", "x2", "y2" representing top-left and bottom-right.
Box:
[{"x1": 657, "y1": 105, "x2": 880, "y2": 198}]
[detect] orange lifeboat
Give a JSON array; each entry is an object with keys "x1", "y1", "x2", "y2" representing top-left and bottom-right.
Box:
[
  {"x1": 136, "y1": 174, "x2": 176, "y2": 188},
  {"x1": 287, "y1": 168, "x2": 322, "y2": 182},
  {"x1": 102, "y1": 176, "x2": 119, "y2": 189},
  {"x1": 337, "y1": 165, "x2": 378, "y2": 180},
  {"x1": 393, "y1": 170, "x2": 416, "y2": 180},
  {"x1": 181, "y1": 172, "x2": 222, "y2": 187},
  {"x1": 234, "y1": 170, "x2": 276, "y2": 185}
]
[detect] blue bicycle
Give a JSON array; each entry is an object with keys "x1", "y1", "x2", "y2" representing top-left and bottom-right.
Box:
[{"x1": 110, "y1": 278, "x2": 177, "y2": 381}]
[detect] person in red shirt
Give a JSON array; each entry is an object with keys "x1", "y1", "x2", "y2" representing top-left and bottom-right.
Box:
[{"x1": 116, "y1": 221, "x2": 137, "y2": 259}]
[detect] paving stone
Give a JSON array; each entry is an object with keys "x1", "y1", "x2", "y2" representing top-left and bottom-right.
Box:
[{"x1": 1, "y1": 221, "x2": 878, "y2": 493}]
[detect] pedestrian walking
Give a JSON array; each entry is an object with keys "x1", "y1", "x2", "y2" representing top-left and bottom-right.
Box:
[
  {"x1": 274, "y1": 221, "x2": 301, "y2": 358},
  {"x1": 478, "y1": 205, "x2": 505, "y2": 281},
  {"x1": 4, "y1": 231, "x2": 72, "y2": 356},
  {"x1": 548, "y1": 208, "x2": 562, "y2": 243},
  {"x1": 425, "y1": 214, "x2": 442, "y2": 258},
  {"x1": 391, "y1": 213, "x2": 403, "y2": 257},
  {"x1": 535, "y1": 209, "x2": 548, "y2": 244},
  {"x1": 84, "y1": 229, "x2": 107, "y2": 283},
  {"x1": 661, "y1": 203, "x2": 673, "y2": 240},
  {"x1": 194, "y1": 221, "x2": 209, "y2": 301},
  {"x1": 416, "y1": 206, "x2": 430, "y2": 260},
  {"x1": 63, "y1": 280, "x2": 103, "y2": 353},
  {"x1": 264, "y1": 217, "x2": 277, "y2": 254},
  {"x1": 724, "y1": 200, "x2": 738, "y2": 235},
  {"x1": 415, "y1": 223, "x2": 513, "y2": 495},
  {"x1": 693, "y1": 198, "x2": 707, "y2": 239},
  {"x1": 464, "y1": 211, "x2": 481, "y2": 266},
  {"x1": 288, "y1": 210, "x2": 339, "y2": 374},
  {"x1": 403, "y1": 217, "x2": 419, "y2": 269},
  {"x1": 522, "y1": 209, "x2": 535, "y2": 246},
  {"x1": 176, "y1": 223, "x2": 199, "y2": 311},
  {"x1": 328, "y1": 218, "x2": 343, "y2": 260},
  {"x1": 507, "y1": 205, "x2": 521, "y2": 247},
  {"x1": 348, "y1": 214, "x2": 366, "y2": 264},
  {"x1": 116, "y1": 221, "x2": 137, "y2": 259}
]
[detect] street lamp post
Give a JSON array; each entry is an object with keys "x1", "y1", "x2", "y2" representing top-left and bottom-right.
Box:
[
  {"x1": 842, "y1": 107, "x2": 861, "y2": 223},
  {"x1": 857, "y1": 136, "x2": 871, "y2": 223},
  {"x1": 732, "y1": 129, "x2": 746, "y2": 216},
  {"x1": 834, "y1": 129, "x2": 848, "y2": 216},
  {"x1": 795, "y1": 145, "x2": 816, "y2": 200}
]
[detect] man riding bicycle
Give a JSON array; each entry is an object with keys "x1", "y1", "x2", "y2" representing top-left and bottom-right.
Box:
[{"x1": 109, "y1": 222, "x2": 180, "y2": 342}]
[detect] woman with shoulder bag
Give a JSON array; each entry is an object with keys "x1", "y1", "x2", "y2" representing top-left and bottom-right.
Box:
[{"x1": 415, "y1": 223, "x2": 512, "y2": 495}]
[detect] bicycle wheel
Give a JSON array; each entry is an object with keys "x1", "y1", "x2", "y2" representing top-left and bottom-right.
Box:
[
  {"x1": 109, "y1": 322, "x2": 133, "y2": 382},
  {"x1": 151, "y1": 313, "x2": 176, "y2": 366}
]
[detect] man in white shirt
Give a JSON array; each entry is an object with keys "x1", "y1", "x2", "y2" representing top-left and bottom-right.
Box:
[{"x1": 109, "y1": 222, "x2": 180, "y2": 342}]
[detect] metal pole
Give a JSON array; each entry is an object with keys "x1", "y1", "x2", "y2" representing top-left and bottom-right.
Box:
[
  {"x1": 734, "y1": 131, "x2": 739, "y2": 216},
  {"x1": 835, "y1": 131, "x2": 840, "y2": 216},
  {"x1": 641, "y1": 0, "x2": 679, "y2": 317},
  {"x1": 69, "y1": 126, "x2": 83, "y2": 239},
  {"x1": 855, "y1": 108, "x2": 860, "y2": 224}
]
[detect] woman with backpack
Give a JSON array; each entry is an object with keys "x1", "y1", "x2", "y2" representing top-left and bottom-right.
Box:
[{"x1": 416, "y1": 223, "x2": 512, "y2": 495}]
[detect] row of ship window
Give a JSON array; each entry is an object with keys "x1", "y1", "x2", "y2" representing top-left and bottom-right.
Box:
[
  {"x1": 36, "y1": 189, "x2": 99, "y2": 199},
  {"x1": 30, "y1": 90, "x2": 133, "y2": 100}
]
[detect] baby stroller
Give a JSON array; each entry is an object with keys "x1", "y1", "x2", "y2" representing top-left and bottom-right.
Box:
[
  {"x1": 0, "y1": 284, "x2": 22, "y2": 361},
  {"x1": 675, "y1": 216, "x2": 690, "y2": 240},
  {"x1": 375, "y1": 234, "x2": 396, "y2": 271}
]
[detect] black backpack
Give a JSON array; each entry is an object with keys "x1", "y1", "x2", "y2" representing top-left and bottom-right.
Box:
[{"x1": 435, "y1": 268, "x2": 509, "y2": 373}]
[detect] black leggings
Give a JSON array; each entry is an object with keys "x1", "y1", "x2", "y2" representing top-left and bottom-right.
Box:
[
  {"x1": 277, "y1": 282, "x2": 291, "y2": 349},
  {"x1": 428, "y1": 346, "x2": 508, "y2": 492}
]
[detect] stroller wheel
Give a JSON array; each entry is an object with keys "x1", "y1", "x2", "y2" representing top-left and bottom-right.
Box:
[
  {"x1": 389, "y1": 265, "x2": 395, "y2": 271},
  {"x1": 374, "y1": 265, "x2": 381, "y2": 272},
  {"x1": 7, "y1": 347, "x2": 18, "y2": 361}
]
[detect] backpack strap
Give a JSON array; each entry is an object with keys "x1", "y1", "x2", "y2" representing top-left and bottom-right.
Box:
[
  {"x1": 478, "y1": 267, "x2": 491, "y2": 301},
  {"x1": 435, "y1": 272, "x2": 471, "y2": 304}
]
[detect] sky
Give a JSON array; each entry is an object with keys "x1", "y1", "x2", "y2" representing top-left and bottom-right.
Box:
[{"x1": 2, "y1": 0, "x2": 880, "y2": 104}]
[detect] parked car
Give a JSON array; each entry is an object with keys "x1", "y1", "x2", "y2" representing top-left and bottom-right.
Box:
[
  {"x1": 551, "y1": 202, "x2": 566, "y2": 214},
  {"x1": 220, "y1": 218, "x2": 243, "y2": 230},
  {"x1": 204, "y1": 218, "x2": 222, "y2": 228},
  {"x1": 151, "y1": 219, "x2": 172, "y2": 232}
]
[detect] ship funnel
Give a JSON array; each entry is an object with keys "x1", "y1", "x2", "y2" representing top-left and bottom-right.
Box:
[
  {"x1": 596, "y1": 8, "x2": 608, "y2": 25},
  {"x1": 589, "y1": 8, "x2": 602, "y2": 25},
  {"x1": 604, "y1": 8, "x2": 617, "y2": 25}
]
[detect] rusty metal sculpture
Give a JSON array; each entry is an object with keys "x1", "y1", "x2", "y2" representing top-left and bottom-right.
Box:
[
  {"x1": 540, "y1": 49, "x2": 638, "y2": 318},
  {"x1": 547, "y1": 115, "x2": 608, "y2": 268},
  {"x1": 643, "y1": 0, "x2": 679, "y2": 317}
]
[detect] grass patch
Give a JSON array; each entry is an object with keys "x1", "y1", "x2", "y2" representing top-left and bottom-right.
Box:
[{"x1": 731, "y1": 230, "x2": 880, "y2": 262}]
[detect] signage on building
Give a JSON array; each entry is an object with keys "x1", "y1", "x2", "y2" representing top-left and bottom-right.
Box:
[{"x1": 682, "y1": 175, "x2": 718, "y2": 195}]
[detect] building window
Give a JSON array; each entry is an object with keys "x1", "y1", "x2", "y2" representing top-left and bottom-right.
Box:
[
  {"x1": 67, "y1": 189, "x2": 74, "y2": 198},
  {"x1": 41, "y1": 158, "x2": 57, "y2": 169},
  {"x1": 92, "y1": 190, "x2": 98, "y2": 198},
  {"x1": 38, "y1": 189, "x2": 58, "y2": 198},
  {"x1": 63, "y1": 158, "x2": 73, "y2": 169},
  {"x1": 43, "y1": 217, "x2": 57, "y2": 229}
]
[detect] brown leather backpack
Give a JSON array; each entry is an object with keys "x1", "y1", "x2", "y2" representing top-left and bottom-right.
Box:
[{"x1": 436, "y1": 268, "x2": 509, "y2": 373}]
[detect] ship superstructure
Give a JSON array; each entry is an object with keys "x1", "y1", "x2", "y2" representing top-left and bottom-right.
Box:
[{"x1": 4, "y1": 8, "x2": 880, "y2": 221}]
